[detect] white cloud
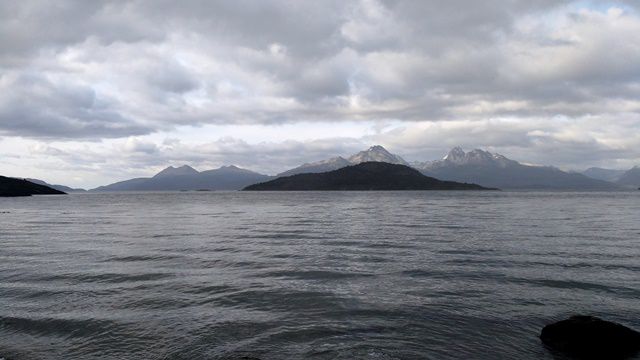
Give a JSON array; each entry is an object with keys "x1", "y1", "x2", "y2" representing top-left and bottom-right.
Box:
[{"x1": 1, "y1": 0, "x2": 640, "y2": 186}]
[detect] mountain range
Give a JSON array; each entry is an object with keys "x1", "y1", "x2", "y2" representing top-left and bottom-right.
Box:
[
  {"x1": 579, "y1": 167, "x2": 640, "y2": 188},
  {"x1": 13, "y1": 145, "x2": 640, "y2": 192},
  {"x1": 245, "y1": 162, "x2": 491, "y2": 191},
  {"x1": 413, "y1": 147, "x2": 617, "y2": 190},
  {"x1": 92, "y1": 165, "x2": 271, "y2": 191},
  {"x1": 279, "y1": 146, "x2": 622, "y2": 190}
]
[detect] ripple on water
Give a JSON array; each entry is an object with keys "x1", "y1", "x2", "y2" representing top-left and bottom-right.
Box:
[{"x1": 1, "y1": 191, "x2": 639, "y2": 359}]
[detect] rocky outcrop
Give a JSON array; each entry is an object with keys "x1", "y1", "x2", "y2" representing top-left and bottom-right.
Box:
[{"x1": 540, "y1": 315, "x2": 640, "y2": 359}]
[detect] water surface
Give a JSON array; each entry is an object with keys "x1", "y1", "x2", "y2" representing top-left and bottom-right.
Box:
[{"x1": 1, "y1": 191, "x2": 639, "y2": 359}]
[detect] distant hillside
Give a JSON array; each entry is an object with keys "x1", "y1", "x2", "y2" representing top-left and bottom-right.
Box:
[
  {"x1": 244, "y1": 162, "x2": 491, "y2": 191},
  {"x1": 26, "y1": 179, "x2": 86, "y2": 193},
  {"x1": 92, "y1": 165, "x2": 271, "y2": 191},
  {"x1": 581, "y1": 168, "x2": 626, "y2": 182},
  {"x1": 414, "y1": 148, "x2": 619, "y2": 190},
  {"x1": 278, "y1": 145, "x2": 408, "y2": 177},
  {"x1": 1, "y1": 176, "x2": 66, "y2": 197},
  {"x1": 91, "y1": 177, "x2": 149, "y2": 192},
  {"x1": 617, "y1": 167, "x2": 640, "y2": 188}
]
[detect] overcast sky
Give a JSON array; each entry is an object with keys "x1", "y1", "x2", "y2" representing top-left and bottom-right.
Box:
[{"x1": 1, "y1": 0, "x2": 640, "y2": 188}]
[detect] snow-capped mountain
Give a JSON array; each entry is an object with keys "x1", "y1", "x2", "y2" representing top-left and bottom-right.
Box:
[
  {"x1": 414, "y1": 147, "x2": 618, "y2": 190},
  {"x1": 348, "y1": 145, "x2": 409, "y2": 166},
  {"x1": 415, "y1": 147, "x2": 516, "y2": 170},
  {"x1": 278, "y1": 145, "x2": 409, "y2": 177}
]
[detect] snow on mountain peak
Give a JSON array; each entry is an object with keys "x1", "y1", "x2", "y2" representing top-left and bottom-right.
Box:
[
  {"x1": 444, "y1": 147, "x2": 466, "y2": 162},
  {"x1": 437, "y1": 147, "x2": 516, "y2": 167},
  {"x1": 348, "y1": 145, "x2": 409, "y2": 165}
]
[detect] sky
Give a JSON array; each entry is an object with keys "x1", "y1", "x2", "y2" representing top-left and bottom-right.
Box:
[{"x1": 1, "y1": 0, "x2": 640, "y2": 188}]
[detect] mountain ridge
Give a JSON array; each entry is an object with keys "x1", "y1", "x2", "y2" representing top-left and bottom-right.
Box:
[
  {"x1": 277, "y1": 145, "x2": 409, "y2": 177},
  {"x1": 414, "y1": 148, "x2": 618, "y2": 190},
  {"x1": 88, "y1": 145, "x2": 632, "y2": 191},
  {"x1": 153, "y1": 165, "x2": 199, "y2": 178},
  {"x1": 92, "y1": 165, "x2": 271, "y2": 191}
]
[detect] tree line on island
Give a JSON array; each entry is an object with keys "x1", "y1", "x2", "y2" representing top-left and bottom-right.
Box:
[{"x1": 3, "y1": 145, "x2": 640, "y2": 196}]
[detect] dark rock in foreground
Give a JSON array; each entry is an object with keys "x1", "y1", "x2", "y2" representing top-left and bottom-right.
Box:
[
  {"x1": 0, "y1": 176, "x2": 66, "y2": 197},
  {"x1": 244, "y1": 162, "x2": 493, "y2": 191},
  {"x1": 540, "y1": 315, "x2": 640, "y2": 359}
]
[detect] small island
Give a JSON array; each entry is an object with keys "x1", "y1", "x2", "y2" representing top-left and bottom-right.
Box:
[
  {"x1": 0, "y1": 176, "x2": 66, "y2": 197},
  {"x1": 243, "y1": 162, "x2": 494, "y2": 191}
]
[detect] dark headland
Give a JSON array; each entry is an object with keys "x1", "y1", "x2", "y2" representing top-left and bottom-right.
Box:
[
  {"x1": 243, "y1": 162, "x2": 493, "y2": 191},
  {"x1": 0, "y1": 176, "x2": 66, "y2": 197}
]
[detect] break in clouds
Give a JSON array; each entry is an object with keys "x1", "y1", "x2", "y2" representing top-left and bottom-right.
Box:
[{"x1": 1, "y1": 0, "x2": 640, "y2": 186}]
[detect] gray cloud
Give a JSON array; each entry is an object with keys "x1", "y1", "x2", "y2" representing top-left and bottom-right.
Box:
[
  {"x1": 0, "y1": 72, "x2": 151, "y2": 138},
  {"x1": 1, "y1": 1, "x2": 639, "y2": 133},
  {"x1": 1, "y1": 0, "x2": 640, "y2": 184}
]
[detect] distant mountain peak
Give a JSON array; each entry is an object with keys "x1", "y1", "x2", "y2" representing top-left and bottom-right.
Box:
[
  {"x1": 415, "y1": 147, "x2": 618, "y2": 190},
  {"x1": 153, "y1": 165, "x2": 199, "y2": 178},
  {"x1": 440, "y1": 147, "x2": 513, "y2": 167},
  {"x1": 444, "y1": 146, "x2": 465, "y2": 160},
  {"x1": 277, "y1": 145, "x2": 410, "y2": 177},
  {"x1": 348, "y1": 145, "x2": 409, "y2": 165}
]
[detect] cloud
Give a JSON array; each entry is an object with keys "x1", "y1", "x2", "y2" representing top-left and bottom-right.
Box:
[
  {"x1": 2, "y1": 1, "x2": 639, "y2": 134},
  {"x1": 1, "y1": 0, "x2": 640, "y2": 185},
  {"x1": 0, "y1": 72, "x2": 151, "y2": 138},
  {"x1": 4, "y1": 112, "x2": 639, "y2": 189},
  {"x1": 122, "y1": 138, "x2": 158, "y2": 154}
]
